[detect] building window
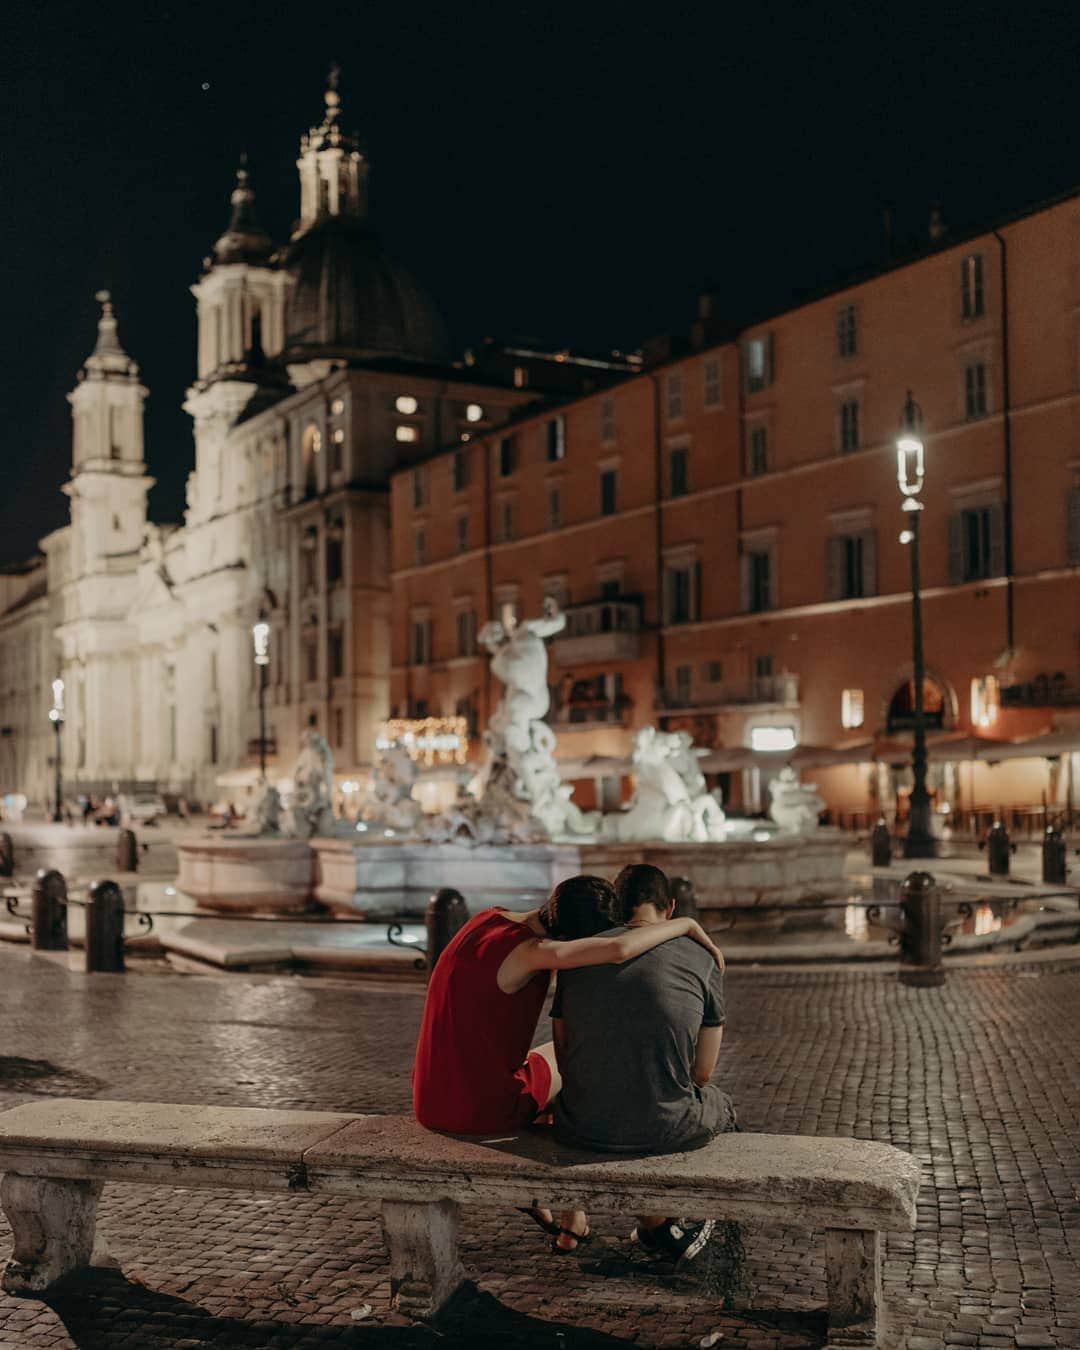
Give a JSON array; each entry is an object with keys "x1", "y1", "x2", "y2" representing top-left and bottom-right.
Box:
[
  {"x1": 665, "y1": 563, "x2": 698, "y2": 625},
  {"x1": 970, "y1": 675, "x2": 1000, "y2": 728},
  {"x1": 498, "y1": 499, "x2": 515, "y2": 543},
  {"x1": 330, "y1": 426, "x2": 344, "y2": 472},
  {"x1": 452, "y1": 449, "x2": 468, "y2": 491},
  {"x1": 703, "y1": 356, "x2": 722, "y2": 409},
  {"x1": 747, "y1": 425, "x2": 768, "y2": 476},
  {"x1": 670, "y1": 446, "x2": 690, "y2": 497},
  {"x1": 301, "y1": 542, "x2": 316, "y2": 592},
  {"x1": 837, "y1": 304, "x2": 858, "y2": 358},
  {"x1": 331, "y1": 397, "x2": 345, "y2": 416},
  {"x1": 411, "y1": 618, "x2": 432, "y2": 666},
  {"x1": 513, "y1": 365, "x2": 527, "y2": 388},
  {"x1": 742, "y1": 548, "x2": 773, "y2": 613},
  {"x1": 304, "y1": 639, "x2": 318, "y2": 682},
  {"x1": 961, "y1": 253, "x2": 984, "y2": 319},
  {"x1": 674, "y1": 664, "x2": 692, "y2": 705},
  {"x1": 499, "y1": 435, "x2": 516, "y2": 477},
  {"x1": 600, "y1": 396, "x2": 616, "y2": 442},
  {"x1": 456, "y1": 609, "x2": 476, "y2": 657},
  {"x1": 333, "y1": 707, "x2": 345, "y2": 747},
  {"x1": 455, "y1": 514, "x2": 468, "y2": 553},
  {"x1": 395, "y1": 394, "x2": 418, "y2": 414},
  {"x1": 839, "y1": 399, "x2": 859, "y2": 453},
  {"x1": 395, "y1": 424, "x2": 419, "y2": 444},
  {"x1": 600, "y1": 468, "x2": 618, "y2": 516},
  {"x1": 546, "y1": 416, "x2": 566, "y2": 462},
  {"x1": 827, "y1": 530, "x2": 876, "y2": 600},
  {"x1": 414, "y1": 529, "x2": 426, "y2": 566},
  {"x1": 704, "y1": 660, "x2": 723, "y2": 683},
  {"x1": 326, "y1": 535, "x2": 343, "y2": 585},
  {"x1": 328, "y1": 629, "x2": 344, "y2": 679},
  {"x1": 950, "y1": 504, "x2": 1004, "y2": 582},
  {"x1": 302, "y1": 424, "x2": 321, "y2": 494},
  {"x1": 1068, "y1": 483, "x2": 1080, "y2": 565},
  {"x1": 841, "y1": 687, "x2": 865, "y2": 729},
  {"x1": 964, "y1": 362, "x2": 988, "y2": 419},
  {"x1": 666, "y1": 369, "x2": 684, "y2": 420},
  {"x1": 412, "y1": 467, "x2": 427, "y2": 508},
  {"x1": 744, "y1": 334, "x2": 773, "y2": 392}
]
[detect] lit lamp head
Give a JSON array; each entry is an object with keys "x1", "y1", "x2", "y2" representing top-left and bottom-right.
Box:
[
  {"x1": 252, "y1": 619, "x2": 270, "y2": 666},
  {"x1": 49, "y1": 677, "x2": 65, "y2": 724},
  {"x1": 896, "y1": 389, "x2": 925, "y2": 505}
]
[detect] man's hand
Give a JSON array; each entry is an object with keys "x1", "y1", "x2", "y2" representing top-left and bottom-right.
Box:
[{"x1": 684, "y1": 919, "x2": 725, "y2": 972}]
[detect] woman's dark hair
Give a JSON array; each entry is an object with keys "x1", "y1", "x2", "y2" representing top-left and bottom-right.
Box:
[
  {"x1": 609, "y1": 863, "x2": 673, "y2": 926},
  {"x1": 536, "y1": 875, "x2": 615, "y2": 940}
]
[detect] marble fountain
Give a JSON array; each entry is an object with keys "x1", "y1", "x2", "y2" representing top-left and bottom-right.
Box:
[{"x1": 174, "y1": 601, "x2": 847, "y2": 963}]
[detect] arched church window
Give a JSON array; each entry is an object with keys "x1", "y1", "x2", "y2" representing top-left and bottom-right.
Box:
[
  {"x1": 302, "y1": 425, "x2": 322, "y2": 496},
  {"x1": 109, "y1": 406, "x2": 121, "y2": 459},
  {"x1": 886, "y1": 677, "x2": 946, "y2": 733}
]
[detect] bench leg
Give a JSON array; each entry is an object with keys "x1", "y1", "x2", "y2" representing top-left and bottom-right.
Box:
[
  {"x1": 824, "y1": 1228, "x2": 883, "y2": 1346},
  {"x1": 381, "y1": 1199, "x2": 465, "y2": 1317},
  {"x1": 1, "y1": 1174, "x2": 106, "y2": 1294}
]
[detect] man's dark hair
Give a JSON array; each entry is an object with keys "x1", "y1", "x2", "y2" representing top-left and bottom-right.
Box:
[
  {"x1": 537, "y1": 875, "x2": 615, "y2": 940},
  {"x1": 608, "y1": 863, "x2": 673, "y2": 926}
]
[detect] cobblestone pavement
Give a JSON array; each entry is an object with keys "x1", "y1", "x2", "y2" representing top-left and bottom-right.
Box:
[{"x1": 1, "y1": 948, "x2": 1079, "y2": 1348}]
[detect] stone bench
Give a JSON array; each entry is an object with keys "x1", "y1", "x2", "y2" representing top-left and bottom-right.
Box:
[{"x1": 0, "y1": 1099, "x2": 920, "y2": 1347}]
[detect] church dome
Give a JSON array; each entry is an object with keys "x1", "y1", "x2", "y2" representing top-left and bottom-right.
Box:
[{"x1": 283, "y1": 216, "x2": 451, "y2": 364}]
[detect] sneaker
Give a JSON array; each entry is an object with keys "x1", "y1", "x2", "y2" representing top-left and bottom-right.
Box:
[{"x1": 630, "y1": 1217, "x2": 716, "y2": 1266}]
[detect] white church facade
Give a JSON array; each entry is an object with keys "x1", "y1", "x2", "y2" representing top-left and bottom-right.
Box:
[{"x1": 0, "y1": 72, "x2": 600, "y2": 811}]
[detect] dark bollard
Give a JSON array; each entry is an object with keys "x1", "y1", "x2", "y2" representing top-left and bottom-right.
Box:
[
  {"x1": 671, "y1": 876, "x2": 698, "y2": 920},
  {"x1": 870, "y1": 818, "x2": 892, "y2": 868},
  {"x1": 0, "y1": 832, "x2": 13, "y2": 878},
  {"x1": 425, "y1": 888, "x2": 468, "y2": 973},
  {"x1": 31, "y1": 869, "x2": 68, "y2": 951},
  {"x1": 86, "y1": 880, "x2": 125, "y2": 973},
  {"x1": 1042, "y1": 826, "x2": 1068, "y2": 885},
  {"x1": 898, "y1": 871, "x2": 944, "y2": 988},
  {"x1": 981, "y1": 820, "x2": 1016, "y2": 877},
  {"x1": 116, "y1": 828, "x2": 138, "y2": 873}
]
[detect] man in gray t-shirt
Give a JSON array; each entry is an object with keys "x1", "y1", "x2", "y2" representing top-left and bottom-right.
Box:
[{"x1": 550, "y1": 864, "x2": 737, "y2": 1262}]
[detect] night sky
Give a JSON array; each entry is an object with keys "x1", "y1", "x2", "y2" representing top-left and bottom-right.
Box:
[{"x1": 4, "y1": 1, "x2": 1079, "y2": 564}]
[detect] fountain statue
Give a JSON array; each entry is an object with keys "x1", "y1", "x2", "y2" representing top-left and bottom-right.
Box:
[
  {"x1": 250, "y1": 781, "x2": 283, "y2": 835},
  {"x1": 602, "y1": 726, "x2": 726, "y2": 843},
  {"x1": 289, "y1": 728, "x2": 337, "y2": 838},
  {"x1": 362, "y1": 745, "x2": 424, "y2": 834},
  {"x1": 428, "y1": 598, "x2": 600, "y2": 844},
  {"x1": 768, "y1": 766, "x2": 825, "y2": 834}
]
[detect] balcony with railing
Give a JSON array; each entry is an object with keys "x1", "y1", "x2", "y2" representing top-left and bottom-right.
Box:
[
  {"x1": 550, "y1": 596, "x2": 643, "y2": 666},
  {"x1": 549, "y1": 697, "x2": 633, "y2": 729},
  {"x1": 1001, "y1": 673, "x2": 1080, "y2": 708},
  {"x1": 662, "y1": 672, "x2": 800, "y2": 712}
]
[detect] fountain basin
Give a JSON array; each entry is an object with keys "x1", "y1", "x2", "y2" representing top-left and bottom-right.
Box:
[{"x1": 176, "y1": 836, "x2": 318, "y2": 914}]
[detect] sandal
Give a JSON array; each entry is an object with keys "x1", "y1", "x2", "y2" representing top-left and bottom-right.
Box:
[
  {"x1": 551, "y1": 1224, "x2": 592, "y2": 1254},
  {"x1": 518, "y1": 1206, "x2": 561, "y2": 1237}
]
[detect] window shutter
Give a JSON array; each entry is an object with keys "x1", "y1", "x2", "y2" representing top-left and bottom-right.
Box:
[
  {"x1": 826, "y1": 536, "x2": 844, "y2": 602},
  {"x1": 988, "y1": 502, "x2": 1006, "y2": 577},
  {"x1": 947, "y1": 513, "x2": 964, "y2": 585},
  {"x1": 766, "y1": 332, "x2": 775, "y2": 387},
  {"x1": 694, "y1": 560, "x2": 703, "y2": 622},
  {"x1": 739, "y1": 552, "x2": 751, "y2": 613},
  {"x1": 861, "y1": 529, "x2": 877, "y2": 597},
  {"x1": 1068, "y1": 487, "x2": 1080, "y2": 566}
]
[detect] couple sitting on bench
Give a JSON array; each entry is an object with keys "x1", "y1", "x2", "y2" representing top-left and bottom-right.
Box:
[{"x1": 413, "y1": 863, "x2": 737, "y2": 1264}]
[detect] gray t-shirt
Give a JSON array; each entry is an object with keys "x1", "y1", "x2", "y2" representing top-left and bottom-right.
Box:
[{"x1": 551, "y1": 926, "x2": 727, "y2": 1154}]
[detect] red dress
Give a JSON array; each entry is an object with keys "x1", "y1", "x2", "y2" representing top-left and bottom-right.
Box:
[{"x1": 413, "y1": 909, "x2": 552, "y2": 1134}]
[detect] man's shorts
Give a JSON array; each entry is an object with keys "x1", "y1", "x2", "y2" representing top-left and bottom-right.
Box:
[{"x1": 509, "y1": 1050, "x2": 553, "y2": 1127}]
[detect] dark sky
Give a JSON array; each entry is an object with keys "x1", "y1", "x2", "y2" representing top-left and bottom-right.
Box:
[{"x1": 4, "y1": 0, "x2": 1079, "y2": 563}]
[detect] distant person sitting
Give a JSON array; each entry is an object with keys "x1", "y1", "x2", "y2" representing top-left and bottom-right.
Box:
[{"x1": 551, "y1": 863, "x2": 737, "y2": 1264}]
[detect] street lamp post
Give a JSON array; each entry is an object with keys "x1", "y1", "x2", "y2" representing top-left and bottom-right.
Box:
[
  {"x1": 252, "y1": 618, "x2": 270, "y2": 780},
  {"x1": 48, "y1": 677, "x2": 65, "y2": 824},
  {"x1": 896, "y1": 391, "x2": 937, "y2": 859}
]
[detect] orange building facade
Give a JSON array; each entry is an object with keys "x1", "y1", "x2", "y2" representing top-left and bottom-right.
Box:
[{"x1": 389, "y1": 192, "x2": 1080, "y2": 830}]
